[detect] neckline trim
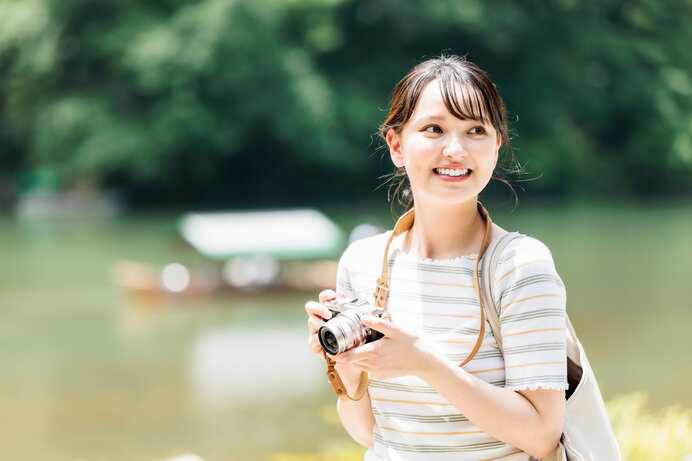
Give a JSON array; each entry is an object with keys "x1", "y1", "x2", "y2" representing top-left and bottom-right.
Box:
[{"x1": 390, "y1": 232, "x2": 479, "y2": 264}]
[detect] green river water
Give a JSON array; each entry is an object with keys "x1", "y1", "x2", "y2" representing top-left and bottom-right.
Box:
[{"x1": 1, "y1": 202, "x2": 690, "y2": 461}]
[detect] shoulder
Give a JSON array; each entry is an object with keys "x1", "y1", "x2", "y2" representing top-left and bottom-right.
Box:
[
  {"x1": 492, "y1": 233, "x2": 563, "y2": 290},
  {"x1": 497, "y1": 234, "x2": 556, "y2": 268},
  {"x1": 491, "y1": 233, "x2": 566, "y2": 314}
]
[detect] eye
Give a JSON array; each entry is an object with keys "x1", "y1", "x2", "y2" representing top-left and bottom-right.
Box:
[
  {"x1": 423, "y1": 125, "x2": 443, "y2": 134},
  {"x1": 469, "y1": 126, "x2": 487, "y2": 135}
]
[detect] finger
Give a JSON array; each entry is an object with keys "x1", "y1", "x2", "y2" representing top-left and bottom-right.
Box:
[
  {"x1": 308, "y1": 334, "x2": 324, "y2": 354},
  {"x1": 334, "y1": 342, "x2": 378, "y2": 363},
  {"x1": 305, "y1": 301, "x2": 332, "y2": 319},
  {"x1": 350, "y1": 362, "x2": 372, "y2": 373},
  {"x1": 361, "y1": 315, "x2": 399, "y2": 337},
  {"x1": 333, "y1": 352, "x2": 370, "y2": 369},
  {"x1": 307, "y1": 316, "x2": 325, "y2": 334},
  {"x1": 318, "y1": 289, "x2": 337, "y2": 303},
  {"x1": 335, "y1": 361, "x2": 371, "y2": 376}
]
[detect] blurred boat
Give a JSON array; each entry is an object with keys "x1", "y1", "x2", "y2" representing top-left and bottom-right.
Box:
[{"x1": 110, "y1": 208, "x2": 347, "y2": 300}]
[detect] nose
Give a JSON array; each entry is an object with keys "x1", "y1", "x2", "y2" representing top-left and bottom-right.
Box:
[{"x1": 442, "y1": 134, "x2": 467, "y2": 160}]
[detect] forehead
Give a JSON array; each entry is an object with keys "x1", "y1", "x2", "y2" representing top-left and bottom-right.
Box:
[
  {"x1": 412, "y1": 81, "x2": 448, "y2": 115},
  {"x1": 411, "y1": 79, "x2": 488, "y2": 123}
]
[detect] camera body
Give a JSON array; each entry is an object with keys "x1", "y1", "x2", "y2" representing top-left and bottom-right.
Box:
[{"x1": 318, "y1": 297, "x2": 388, "y2": 356}]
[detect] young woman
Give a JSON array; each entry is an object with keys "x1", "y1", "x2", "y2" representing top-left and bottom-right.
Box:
[{"x1": 305, "y1": 55, "x2": 567, "y2": 461}]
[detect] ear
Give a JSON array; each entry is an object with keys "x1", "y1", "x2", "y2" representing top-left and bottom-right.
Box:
[
  {"x1": 494, "y1": 134, "x2": 502, "y2": 166},
  {"x1": 386, "y1": 128, "x2": 405, "y2": 168}
]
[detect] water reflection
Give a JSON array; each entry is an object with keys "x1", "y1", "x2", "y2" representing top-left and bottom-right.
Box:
[
  {"x1": 2, "y1": 204, "x2": 691, "y2": 460},
  {"x1": 190, "y1": 326, "x2": 323, "y2": 409}
]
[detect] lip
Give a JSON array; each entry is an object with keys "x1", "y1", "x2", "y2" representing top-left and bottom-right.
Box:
[
  {"x1": 434, "y1": 172, "x2": 472, "y2": 182},
  {"x1": 433, "y1": 165, "x2": 473, "y2": 182},
  {"x1": 435, "y1": 164, "x2": 472, "y2": 170}
]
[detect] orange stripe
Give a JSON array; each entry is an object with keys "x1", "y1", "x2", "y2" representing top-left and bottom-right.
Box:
[
  {"x1": 470, "y1": 361, "x2": 567, "y2": 374},
  {"x1": 469, "y1": 366, "x2": 505, "y2": 374},
  {"x1": 495, "y1": 259, "x2": 550, "y2": 282},
  {"x1": 479, "y1": 450, "x2": 525, "y2": 461},
  {"x1": 439, "y1": 340, "x2": 496, "y2": 346},
  {"x1": 501, "y1": 293, "x2": 562, "y2": 310},
  {"x1": 422, "y1": 312, "x2": 480, "y2": 319},
  {"x1": 372, "y1": 397, "x2": 452, "y2": 405},
  {"x1": 379, "y1": 426, "x2": 483, "y2": 436},
  {"x1": 506, "y1": 361, "x2": 566, "y2": 369},
  {"x1": 502, "y1": 327, "x2": 565, "y2": 337}
]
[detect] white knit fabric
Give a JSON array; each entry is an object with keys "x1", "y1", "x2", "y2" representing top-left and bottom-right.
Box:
[{"x1": 335, "y1": 232, "x2": 568, "y2": 461}]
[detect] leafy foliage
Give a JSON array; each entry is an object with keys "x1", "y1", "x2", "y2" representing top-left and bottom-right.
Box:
[
  {"x1": 608, "y1": 393, "x2": 692, "y2": 461},
  {"x1": 0, "y1": 0, "x2": 690, "y2": 206}
]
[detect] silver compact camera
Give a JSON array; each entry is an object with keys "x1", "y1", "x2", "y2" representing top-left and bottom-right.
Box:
[{"x1": 318, "y1": 297, "x2": 388, "y2": 356}]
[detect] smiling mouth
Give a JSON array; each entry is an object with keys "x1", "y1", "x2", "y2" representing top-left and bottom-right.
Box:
[{"x1": 434, "y1": 168, "x2": 471, "y2": 177}]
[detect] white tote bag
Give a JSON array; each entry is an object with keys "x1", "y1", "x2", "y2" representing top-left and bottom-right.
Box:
[{"x1": 480, "y1": 232, "x2": 622, "y2": 461}]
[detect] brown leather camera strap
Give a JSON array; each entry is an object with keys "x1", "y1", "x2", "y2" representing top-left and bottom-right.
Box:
[
  {"x1": 324, "y1": 352, "x2": 371, "y2": 400},
  {"x1": 326, "y1": 202, "x2": 494, "y2": 400}
]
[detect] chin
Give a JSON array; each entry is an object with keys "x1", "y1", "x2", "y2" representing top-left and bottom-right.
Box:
[{"x1": 415, "y1": 190, "x2": 480, "y2": 207}]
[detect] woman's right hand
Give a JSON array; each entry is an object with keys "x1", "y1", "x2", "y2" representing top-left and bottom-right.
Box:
[
  {"x1": 305, "y1": 290, "x2": 365, "y2": 390},
  {"x1": 305, "y1": 289, "x2": 341, "y2": 356}
]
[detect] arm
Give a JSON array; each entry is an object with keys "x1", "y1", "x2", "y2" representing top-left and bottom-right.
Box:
[
  {"x1": 335, "y1": 362, "x2": 375, "y2": 447},
  {"x1": 420, "y1": 351, "x2": 564, "y2": 458},
  {"x1": 305, "y1": 289, "x2": 375, "y2": 448},
  {"x1": 338, "y1": 318, "x2": 563, "y2": 458}
]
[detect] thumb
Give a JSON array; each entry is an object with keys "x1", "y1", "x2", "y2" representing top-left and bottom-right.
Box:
[{"x1": 361, "y1": 314, "x2": 398, "y2": 338}]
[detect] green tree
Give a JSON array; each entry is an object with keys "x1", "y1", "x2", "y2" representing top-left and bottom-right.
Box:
[{"x1": 0, "y1": 0, "x2": 690, "y2": 206}]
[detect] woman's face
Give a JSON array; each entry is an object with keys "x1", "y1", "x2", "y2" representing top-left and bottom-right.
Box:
[{"x1": 387, "y1": 80, "x2": 501, "y2": 207}]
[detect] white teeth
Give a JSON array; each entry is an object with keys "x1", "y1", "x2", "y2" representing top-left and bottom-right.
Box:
[{"x1": 435, "y1": 168, "x2": 469, "y2": 176}]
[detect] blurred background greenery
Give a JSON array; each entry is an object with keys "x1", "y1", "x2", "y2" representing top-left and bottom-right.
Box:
[
  {"x1": 1, "y1": 0, "x2": 691, "y2": 206},
  {"x1": 1, "y1": 0, "x2": 691, "y2": 460}
]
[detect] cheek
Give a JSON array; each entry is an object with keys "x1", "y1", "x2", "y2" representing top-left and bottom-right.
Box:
[
  {"x1": 403, "y1": 137, "x2": 437, "y2": 160},
  {"x1": 468, "y1": 136, "x2": 496, "y2": 149},
  {"x1": 470, "y1": 139, "x2": 499, "y2": 162}
]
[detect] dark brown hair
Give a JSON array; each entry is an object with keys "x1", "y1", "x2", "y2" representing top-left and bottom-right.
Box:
[{"x1": 379, "y1": 55, "x2": 519, "y2": 210}]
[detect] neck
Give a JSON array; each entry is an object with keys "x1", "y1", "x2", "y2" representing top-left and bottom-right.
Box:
[{"x1": 402, "y1": 198, "x2": 486, "y2": 260}]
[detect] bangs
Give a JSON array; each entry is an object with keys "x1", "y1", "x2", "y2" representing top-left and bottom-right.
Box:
[
  {"x1": 381, "y1": 55, "x2": 508, "y2": 140},
  {"x1": 438, "y1": 73, "x2": 492, "y2": 125}
]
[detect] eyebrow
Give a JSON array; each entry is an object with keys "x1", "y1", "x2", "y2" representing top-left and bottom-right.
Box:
[
  {"x1": 413, "y1": 114, "x2": 448, "y2": 123},
  {"x1": 415, "y1": 114, "x2": 484, "y2": 124}
]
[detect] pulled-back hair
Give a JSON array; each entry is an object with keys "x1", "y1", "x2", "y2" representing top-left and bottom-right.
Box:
[{"x1": 380, "y1": 55, "x2": 518, "y2": 210}]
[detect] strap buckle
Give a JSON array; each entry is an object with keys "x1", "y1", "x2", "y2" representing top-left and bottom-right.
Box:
[{"x1": 373, "y1": 279, "x2": 389, "y2": 306}]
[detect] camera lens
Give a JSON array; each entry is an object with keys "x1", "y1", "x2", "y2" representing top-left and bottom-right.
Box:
[
  {"x1": 319, "y1": 329, "x2": 340, "y2": 356},
  {"x1": 318, "y1": 310, "x2": 366, "y2": 356}
]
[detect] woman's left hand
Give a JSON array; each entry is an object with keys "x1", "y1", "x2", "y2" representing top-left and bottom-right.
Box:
[{"x1": 333, "y1": 315, "x2": 439, "y2": 380}]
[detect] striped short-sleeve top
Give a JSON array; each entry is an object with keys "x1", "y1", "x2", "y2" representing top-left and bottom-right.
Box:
[{"x1": 335, "y1": 231, "x2": 568, "y2": 461}]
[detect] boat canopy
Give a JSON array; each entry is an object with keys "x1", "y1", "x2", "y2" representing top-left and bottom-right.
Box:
[{"x1": 178, "y1": 209, "x2": 346, "y2": 261}]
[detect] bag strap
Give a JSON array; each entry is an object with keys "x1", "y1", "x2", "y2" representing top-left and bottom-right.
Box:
[
  {"x1": 479, "y1": 232, "x2": 524, "y2": 353},
  {"x1": 480, "y1": 233, "x2": 580, "y2": 356},
  {"x1": 480, "y1": 234, "x2": 588, "y2": 461},
  {"x1": 325, "y1": 202, "x2": 495, "y2": 400}
]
